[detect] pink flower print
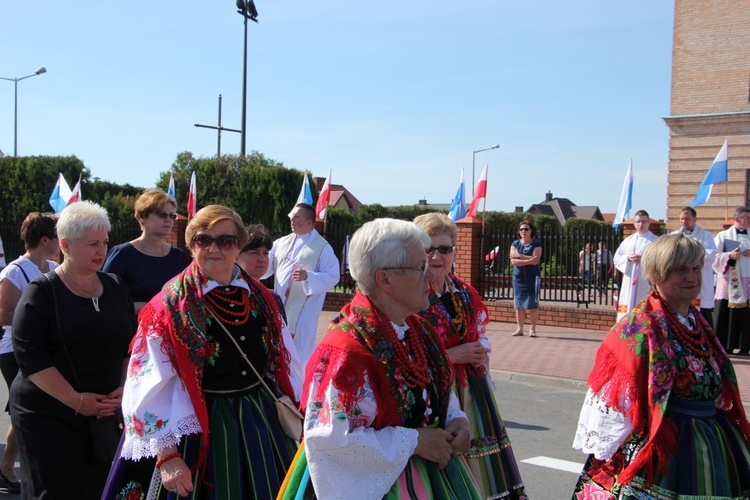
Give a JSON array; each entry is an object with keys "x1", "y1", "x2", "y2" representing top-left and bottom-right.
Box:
[
  {"x1": 686, "y1": 356, "x2": 703, "y2": 377},
  {"x1": 318, "y1": 401, "x2": 331, "y2": 425},
  {"x1": 709, "y1": 357, "x2": 720, "y2": 374},
  {"x1": 661, "y1": 340, "x2": 675, "y2": 359},
  {"x1": 651, "y1": 360, "x2": 674, "y2": 391},
  {"x1": 349, "y1": 414, "x2": 369, "y2": 429},
  {"x1": 129, "y1": 414, "x2": 146, "y2": 437},
  {"x1": 575, "y1": 482, "x2": 610, "y2": 499},
  {"x1": 128, "y1": 358, "x2": 144, "y2": 378}
]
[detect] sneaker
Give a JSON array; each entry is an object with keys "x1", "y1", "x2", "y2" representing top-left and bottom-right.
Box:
[{"x1": 511, "y1": 330, "x2": 524, "y2": 336}]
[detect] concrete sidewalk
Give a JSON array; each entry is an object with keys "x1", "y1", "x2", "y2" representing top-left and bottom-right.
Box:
[{"x1": 315, "y1": 311, "x2": 750, "y2": 407}]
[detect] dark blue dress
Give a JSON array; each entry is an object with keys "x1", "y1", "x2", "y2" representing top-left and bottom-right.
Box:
[
  {"x1": 512, "y1": 238, "x2": 541, "y2": 309},
  {"x1": 103, "y1": 243, "x2": 188, "y2": 303}
]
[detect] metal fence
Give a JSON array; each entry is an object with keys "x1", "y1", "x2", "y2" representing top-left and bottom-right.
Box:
[{"x1": 480, "y1": 224, "x2": 622, "y2": 307}]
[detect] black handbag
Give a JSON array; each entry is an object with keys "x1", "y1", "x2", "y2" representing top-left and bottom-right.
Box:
[{"x1": 44, "y1": 272, "x2": 123, "y2": 464}]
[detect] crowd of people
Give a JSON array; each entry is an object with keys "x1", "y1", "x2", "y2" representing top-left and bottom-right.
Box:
[{"x1": 0, "y1": 192, "x2": 749, "y2": 498}]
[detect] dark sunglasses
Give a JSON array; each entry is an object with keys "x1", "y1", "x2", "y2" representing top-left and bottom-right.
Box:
[
  {"x1": 193, "y1": 234, "x2": 239, "y2": 251},
  {"x1": 153, "y1": 210, "x2": 178, "y2": 220},
  {"x1": 519, "y1": 227, "x2": 531, "y2": 232},
  {"x1": 427, "y1": 245, "x2": 455, "y2": 255}
]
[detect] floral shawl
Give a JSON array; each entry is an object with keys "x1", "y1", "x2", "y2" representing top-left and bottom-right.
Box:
[
  {"x1": 421, "y1": 274, "x2": 489, "y2": 386},
  {"x1": 301, "y1": 292, "x2": 454, "y2": 429},
  {"x1": 129, "y1": 260, "x2": 293, "y2": 474},
  {"x1": 585, "y1": 290, "x2": 750, "y2": 485}
]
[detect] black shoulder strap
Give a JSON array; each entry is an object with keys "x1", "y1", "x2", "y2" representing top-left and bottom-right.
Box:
[
  {"x1": 42, "y1": 272, "x2": 82, "y2": 392},
  {"x1": 9, "y1": 263, "x2": 31, "y2": 284}
]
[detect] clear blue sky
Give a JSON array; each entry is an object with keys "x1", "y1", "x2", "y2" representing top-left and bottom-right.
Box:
[{"x1": 1, "y1": 1, "x2": 674, "y2": 221}]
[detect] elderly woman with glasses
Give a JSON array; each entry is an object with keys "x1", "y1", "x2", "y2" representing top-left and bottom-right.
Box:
[
  {"x1": 510, "y1": 220, "x2": 542, "y2": 337},
  {"x1": 279, "y1": 218, "x2": 481, "y2": 499},
  {"x1": 103, "y1": 205, "x2": 300, "y2": 500},
  {"x1": 414, "y1": 212, "x2": 527, "y2": 499},
  {"x1": 103, "y1": 189, "x2": 188, "y2": 314},
  {"x1": 572, "y1": 234, "x2": 750, "y2": 499}
]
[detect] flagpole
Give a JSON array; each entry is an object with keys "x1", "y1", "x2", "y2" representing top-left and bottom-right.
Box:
[{"x1": 478, "y1": 168, "x2": 488, "y2": 296}]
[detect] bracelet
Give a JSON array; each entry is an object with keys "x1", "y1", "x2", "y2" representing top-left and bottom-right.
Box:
[
  {"x1": 156, "y1": 452, "x2": 182, "y2": 469},
  {"x1": 74, "y1": 393, "x2": 83, "y2": 415}
]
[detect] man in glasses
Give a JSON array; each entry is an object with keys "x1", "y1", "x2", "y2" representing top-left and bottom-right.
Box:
[
  {"x1": 613, "y1": 210, "x2": 659, "y2": 320},
  {"x1": 713, "y1": 206, "x2": 750, "y2": 355},
  {"x1": 263, "y1": 203, "x2": 339, "y2": 364},
  {"x1": 670, "y1": 206, "x2": 717, "y2": 326}
]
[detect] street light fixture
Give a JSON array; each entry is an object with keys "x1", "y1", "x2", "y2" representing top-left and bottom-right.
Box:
[
  {"x1": 236, "y1": 0, "x2": 258, "y2": 157},
  {"x1": 0, "y1": 66, "x2": 47, "y2": 156},
  {"x1": 472, "y1": 144, "x2": 499, "y2": 196}
]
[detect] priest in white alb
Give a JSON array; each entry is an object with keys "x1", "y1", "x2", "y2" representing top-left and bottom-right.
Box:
[{"x1": 614, "y1": 210, "x2": 659, "y2": 320}]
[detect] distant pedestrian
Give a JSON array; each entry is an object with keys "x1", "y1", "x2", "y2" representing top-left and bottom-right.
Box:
[
  {"x1": 595, "y1": 241, "x2": 612, "y2": 291},
  {"x1": 670, "y1": 206, "x2": 716, "y2": 326},
  {"x1": 579, "y1": 243, "x2": 592, "y2": 285},
  {"x1": 613, "y1": 210, "x2": 658, "y2": 320},
  {"x1": 510, "y1": 220, "x2": 542, "y2": 337},
  {"x1": 713, "y1": 206, "x2": 750, "y2": 355}
]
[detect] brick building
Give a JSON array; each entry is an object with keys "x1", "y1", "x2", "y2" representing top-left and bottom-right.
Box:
[{"x1": 664, "y1": 1, "x2": 750, "y2": 234}]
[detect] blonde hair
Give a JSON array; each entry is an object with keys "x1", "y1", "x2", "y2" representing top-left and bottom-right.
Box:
[
  {"x1": 134, "y1": 189, "x2": 177, "y2": 224},
  {"x1": 57, "y1": 201, "x2": 110, "y2": 241},
  {"x1": 185, "y1": 205, "x2": 247, "y2": 250},
  {"x1": 641, "y1": 234, "x2": 704, "y2": 285},
  {"x1": 413, "y1": 212, "x2": 456, "y2": 244}
]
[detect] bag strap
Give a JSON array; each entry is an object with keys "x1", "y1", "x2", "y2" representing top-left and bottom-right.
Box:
[
  {"x1": 43, "y1": 272, "x2": 82, "y2": 392},
  {"x1": 9, "y1": 262, "x2": 31, "y2": 284},
  {"x1": 206, "y1": 307, "x2": 281, "y2": 403}
]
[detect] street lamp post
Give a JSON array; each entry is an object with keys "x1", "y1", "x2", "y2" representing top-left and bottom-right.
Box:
[
  {"x1": 236, "y1": 0, "x2": 258, "y2": 157},
  {"x1": 472, "y1": 144, "x2": 499, "y2": 196},
  {"x1": 0, "y1": 67, "x2": 47, "y2": 156}
]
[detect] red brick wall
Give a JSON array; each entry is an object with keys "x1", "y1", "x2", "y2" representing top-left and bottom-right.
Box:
[{"x1": 666, "y1": 1, "x2": 750, "y2": 234}]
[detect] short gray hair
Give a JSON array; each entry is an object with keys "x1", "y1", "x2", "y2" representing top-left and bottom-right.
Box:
[
  {"x1": 349, "y1": 218, "x2": 430, "y2": 295},
  {"x1": 641, "y1": 234, "x2": 704, "y2": 285},
  {"x1": 57, "y1": 201, "x2": 111, "y2": 241}
]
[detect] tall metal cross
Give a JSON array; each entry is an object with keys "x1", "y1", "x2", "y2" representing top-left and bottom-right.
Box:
[{"x1": 194, "y1": 94, "x2": 241, "y2": 157}]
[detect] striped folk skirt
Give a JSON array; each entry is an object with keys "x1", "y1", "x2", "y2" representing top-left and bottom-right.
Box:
[
  {"x1": 278, "y1": 442, "x2": 482, "y2": 500},
  {"x1": 103, "y1": 388, "x2": 298, "y2": 500},
  {"x1": 459, "y1": 374, "x2": 527, "y2": 500}
]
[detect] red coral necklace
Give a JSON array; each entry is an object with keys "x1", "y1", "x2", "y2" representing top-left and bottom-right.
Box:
[
  {"x1": 204, "y1": 286, "x2": 251, "y2": 325},
  {"x1": 374, "y1": 310, "x2": 432, "y2": 388},
  {"x1": 658, "y1": 294, "x2": 713, "y2": 358}
]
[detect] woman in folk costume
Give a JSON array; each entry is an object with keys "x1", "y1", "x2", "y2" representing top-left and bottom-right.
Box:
[
  {"x1": 414, "y1": 212, "x2": 527, "y2": 500},
  {"x1": 613, "y1": 210, "x2": 658, "y2": 320},
  {"x1": 572, "y1": 234, "x2": 750, "y2": 499},
  {"x1": 278, "y1": 218, "x2": 481, "y2": 500},
  {"x1": 103, "y1": 205, "x2": 302, "y2": 500}
]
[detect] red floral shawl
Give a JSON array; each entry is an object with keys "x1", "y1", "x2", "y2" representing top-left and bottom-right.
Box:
[
  {"x1": 421, "y1": 274, "x2": 489, "y2": 386},
  {"x1": 132, "y1": 261, "x2": 293, "y2": 475},
  {"x1": 587, "y1": 291, "x2": 750, "y2": 485},
  {"x1": 301, "y1": 292, "x2": 454, "y2": 429}
]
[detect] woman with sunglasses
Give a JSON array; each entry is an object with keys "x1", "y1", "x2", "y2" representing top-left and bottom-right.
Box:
[
  {"x1": 103, "y1": 205, "x2": 300, "y2": 500},
  {"x1": 414, "y1": 212, "x2": 527, "y2": 500},
  {"x1": 103, "y1": 189, "x2": 188, "y2": 314},
  {"x1": 510, "y1": 220, "x2": 542, "y2": 337}
]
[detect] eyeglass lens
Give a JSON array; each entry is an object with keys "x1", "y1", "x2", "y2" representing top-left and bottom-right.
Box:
[
  {"x1": 154, "y1": 211, "x2": 178, "y2": 220},
  {"x1": 519, "y1": 227, "x2": 530, "y2": 231},
  {"x1": 427, "y1": 245, "x2": 454, "y2": 255},
  {"x1": 194, "y1": 234, "x2": 239, "y2": 250}
]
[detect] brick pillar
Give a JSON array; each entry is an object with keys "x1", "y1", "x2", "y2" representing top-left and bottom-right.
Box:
[
  {"x1": 168, "y1": 215, "x2": 189, "y2": 250},
  {"x1": 454, "y1": 216, "x2": 484, "y2": 294}
]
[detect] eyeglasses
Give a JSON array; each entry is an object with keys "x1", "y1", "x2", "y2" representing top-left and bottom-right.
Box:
[
  {"x1": 519, "y1": 227, "x2": 530, "y2": 232},
  {"x1": 427, "y1": 245, "x2": 455, "y2": 255},
  {"x1": 383, "y1": 259, "x2": 429, "y2": 275},
  {"x1": 153, "y1": 211, "x2": 178, "y2": 220},
  {"x1": 193, "y1": 234, "x2": 239, "y2": 251}
]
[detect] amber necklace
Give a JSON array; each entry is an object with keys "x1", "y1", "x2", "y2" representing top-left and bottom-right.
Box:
[
  {"x1": 373, "y1": 310, "x2": 432, "y2": 389},
  {"x1": 658, "y1": 294, "x2": 713, "y2": 358},
  {"x1": 203, "y1": 286, "x2": 251, "y2": 325}
]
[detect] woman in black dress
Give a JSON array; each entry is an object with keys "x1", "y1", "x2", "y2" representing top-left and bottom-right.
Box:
[{"x1": 10, "y1": 201, "x2": 137, "y2": 499}]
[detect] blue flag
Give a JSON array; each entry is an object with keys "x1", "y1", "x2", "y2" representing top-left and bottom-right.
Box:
[
  {"x1": 167, "y1": 173, "x2": 176, "y2": 199},
  {"x1": 48, "y1": 173, "x2": 72, "y2": 213},
  {"x1": 692, "y1": 140, "x2": 728, "y2": 208},
  {"x1": 448, "y1": 169, "x2": 466, "y2": 221},
  {"x1": 296, "y1": 171, "x2": 313, "y2": 205},
  {"x1": 613, "y1": 160, "x2": 633, "y2": 230}
]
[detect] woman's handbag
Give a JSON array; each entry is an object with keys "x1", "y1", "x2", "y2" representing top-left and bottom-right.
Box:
[
  {"x1": 207, "y1": 309, "x2": 304, "y2": 441},
  {"x1": 44, "y1": 273, "x2": 123, "y2": 463}
]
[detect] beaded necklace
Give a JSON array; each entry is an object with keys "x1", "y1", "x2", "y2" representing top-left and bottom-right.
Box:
[
  {"x1": 372, "y1": 310, "x2": 432, "y2": 389},
  {"x1": 203, "y1": 286, "x2": 251, "y2": 325},
  {"x1": 445, "y1": 278, "x2": 466, "y2": 331},
  {"x1": 656, "y1": 292, "x2": 713, "y2": 358}
]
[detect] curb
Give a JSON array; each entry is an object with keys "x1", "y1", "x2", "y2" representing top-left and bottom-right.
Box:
[{"x1": 490, "y1": 369, "x2": 588, "y2": 391}]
